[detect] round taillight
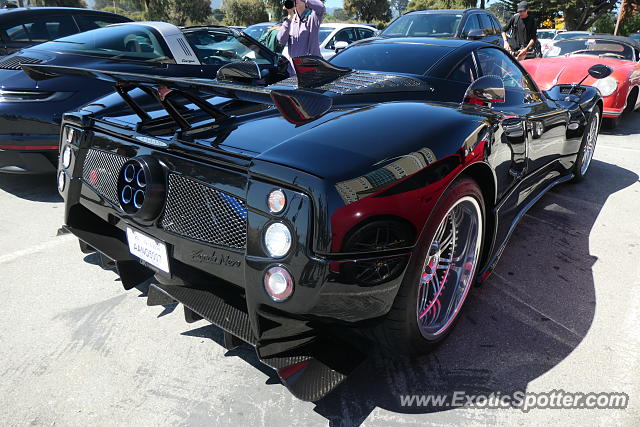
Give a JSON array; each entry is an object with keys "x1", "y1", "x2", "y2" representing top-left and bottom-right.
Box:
[
  {"x1": 268, "y1": 189, "x2": 286, "y2": 214},
  {"x1": 264, "y1": 266, "x2": 294, "y2": 302},
  {"x1": 264, "y1": 222, "x2": 292, "y2": 258},
  {"x1": 57, "y1": 171, "x2": 66, "y2": 192},
  {"x1": 61, "y1": 145, "x2": 72, "y2": 169},
  {"x1": 65, "y1": 127, "x2": 75, "y2": 145}
]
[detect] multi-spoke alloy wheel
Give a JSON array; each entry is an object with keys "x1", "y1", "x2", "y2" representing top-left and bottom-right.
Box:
[
  {"x1": 370, "y1": 178, "x2": 484, "y2": 355},
  {"x1": 580, "y1": 110, "x2": 599, "y2": 176},
  {"x1": 415, "y1": 196, "x2": 482, "y2": 339},
  {"x1": 573, "y1": 106, "x2": 600, "y2": 182}
]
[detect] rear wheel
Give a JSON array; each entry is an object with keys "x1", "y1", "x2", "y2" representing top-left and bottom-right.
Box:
[
  {"x1": 371, "y1": 177, "x2": 484, "y2": 355},
  {"x1": 572, "y1": 105, "x2": 600, "y2": 182},
  {"x1": 624, "y1": 88, "x2": 638, "y2": 113}
]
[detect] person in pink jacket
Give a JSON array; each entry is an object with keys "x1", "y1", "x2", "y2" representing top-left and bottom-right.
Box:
[{"x1": 277, "y1": 0, "x2": 326, "y2": 76}]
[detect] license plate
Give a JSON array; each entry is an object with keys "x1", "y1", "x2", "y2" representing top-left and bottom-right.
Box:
[{"x1": 126, "y1": 227, "x2": 170, "y2": 274}]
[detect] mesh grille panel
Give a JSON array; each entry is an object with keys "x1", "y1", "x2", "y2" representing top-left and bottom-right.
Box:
[
  {"x1": 161, "y1": 175, "x2": 247, "y2": 249},
  {"x1": 82, "y1": 149, "x2": 128, "y2": 205},
  {"x1": 0, "y1": 56, "x2": 43, "y2": 70}
]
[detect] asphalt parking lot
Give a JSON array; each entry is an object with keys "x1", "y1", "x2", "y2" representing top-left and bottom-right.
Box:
[{"x1": 1, "y1": 113, "x2": 639, "y2": 426}]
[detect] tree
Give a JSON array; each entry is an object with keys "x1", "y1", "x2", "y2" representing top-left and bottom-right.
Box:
[
  {"x1": 212, "y1": 8, "x2": 226, "y2": 23},
  {"x1": 592, "y1": 12, "x2": 616, "y2": 33},
  {"x1": 264, "y1": 0, "x2": 287, "y2": 21},
  {"x1": 405, "y1": 0, "x2": 474, "y2": 13},
  {"x1": 30, "y1": 0, "x2": 86, "y2": 6},
  {"x1": 344, "y1": 0, "x2": 392, "y2": 22},
  {"x1": 171, "y1": 0, "x2": 211, "y2": 25},
  {"x1": 390, "y1": 0, "x2": 409, "y2": 15},
  {"x1": 334, "y1": 8, "x2": 351, "y2": 21},
  {"x1": 520, "y1": 0, "x2": 618, "y2": 31},
  {"x1": 222, "y1": 0, "x2": 269, "y2": 26},
  {"x1": 488, "y1": 1, "x2": 511, "y2": 24}
]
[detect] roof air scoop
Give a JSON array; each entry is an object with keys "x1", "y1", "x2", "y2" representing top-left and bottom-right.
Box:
[{"x1": 292, "y1": 56, "x2": 352, "y2": 89}]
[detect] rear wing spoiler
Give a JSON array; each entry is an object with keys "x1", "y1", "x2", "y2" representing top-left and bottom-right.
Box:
[{"x1": 21, "y1": 57, "x2": 350, "y2": 127}]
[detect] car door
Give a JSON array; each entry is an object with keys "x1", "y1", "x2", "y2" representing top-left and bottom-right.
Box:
[
  {"x1": 459, "y1": 14, "x2": 481, "y2": 40},
  {"x1": 478, "y1": 13, "x2": 500, "y2": 45},
  {"x1": 475, "y1": 47, "x2": 570, "y2": 210},
  {"x1": 326, "y1": 28, "x2": 357, "y2": 50},
  {"x1": 355, "y1": 27, "x2": 375, "y2": 41}
]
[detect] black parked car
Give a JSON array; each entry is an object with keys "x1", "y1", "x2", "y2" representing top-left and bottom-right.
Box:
[
  {"x1": 380, "y1": 8, "x2": 503, "y2": 45},
  {"x1": 0, "y1": 7, "x2": 131, "y2": 57},
  {"x1": 0, "y1": 22, "x2": 288, "y2": 173},
  {"x1": 35, "y1": 38, "x2": 607, "y2": 400}
]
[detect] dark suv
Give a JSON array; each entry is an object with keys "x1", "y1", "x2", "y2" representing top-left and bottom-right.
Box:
[
  {"x1": 0, "y1": 7, "x2": 131, "y2": 57},
  {"x1": 380, "y1": 8, "x2": 502, "y2": 45}
]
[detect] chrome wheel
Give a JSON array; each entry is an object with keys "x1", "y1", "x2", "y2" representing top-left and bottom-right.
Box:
[
  {"x1": 416, "y1": 196, "x2": 482, "y2": 339},
  {"x1": 580, "y1": 112, "x2": 599, "y2": 176}
]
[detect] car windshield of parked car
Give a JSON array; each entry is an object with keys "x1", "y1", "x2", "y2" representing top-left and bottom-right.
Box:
[
  {"x1": 381, "y1": 13, "x2": 462, "y2": 38},
  {"x1": 330, "y1": 43, "x2": 452, "y2": 74},
  {"x1": 319, "y1": 26, "x2": 335, "y2": 43},
  {"x1": 630, "y1": 34, "x2": 640, "y2": 42},
  {"x1": 243, "y1": 23, "x2": 271, "y2": 40},
  {"x1": 537, "y1": 30, "x2": 556, "y2": 39},
  {"x1": 184, "y1": 29, "x2": 273, "y2": 65},
  {"x1": 553, "y1": 32, "x2": 590, "y2": 41},
  {"x1": 546, "y1": 39, "x2": 635, "y2": 61},
  {"x1": 36, "y1": 24, "x2": 171, "y2": 62}
]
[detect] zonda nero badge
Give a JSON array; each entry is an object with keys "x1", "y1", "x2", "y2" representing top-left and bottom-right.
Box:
[
  {"x1": 117, "y1": 156, "x2": 166, "y2": 220},
  {"x1": 135, "y1": 136, "x2": 169, "y2": 148}
]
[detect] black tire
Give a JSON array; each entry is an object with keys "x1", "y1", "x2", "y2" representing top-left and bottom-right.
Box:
[
  {"x1": 369, "y1": 177, "x2": 485, "y2": 356},
  {"x1": 603, "y1": 116, "x2": 618, "y2": 130},
  {"x1": 572, "y1": 105, "x2": 600, "y2": 182},
  {"x1": 624, "y1": 88, "x2": 638, "y2": 113}
]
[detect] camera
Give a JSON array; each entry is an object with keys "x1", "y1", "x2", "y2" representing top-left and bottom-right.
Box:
[{"x1": 282, "y1": 0, "x2": 295, "y2": 9}]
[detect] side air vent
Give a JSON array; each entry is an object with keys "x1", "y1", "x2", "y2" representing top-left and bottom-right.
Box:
[
  {"x1": 0, "y1": 56, "x2": 43, "y2": 70},
  {"x1": 560, "y1": 86, "x2": 585, "y2": 96}
]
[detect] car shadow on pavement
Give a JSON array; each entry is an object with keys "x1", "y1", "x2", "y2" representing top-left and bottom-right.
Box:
[
  {"x1": 172, "y1": 159, "x2": 636, "y2": 425},
  {"x1": 0, "y1": 172, "x2": 61, "y2": 202},
  {"x1": 601, "y1": 111, "x2": 640, "y2": 136},
  {"x1": 309, "y1": 159, "x2": 638, "y2": 425}
]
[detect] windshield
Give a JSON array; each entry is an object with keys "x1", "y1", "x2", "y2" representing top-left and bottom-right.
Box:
[
  {"x1": 183, "y1": 29, "x2": 274, "y2": 65},
  {"x1": 629, "y1": 34, "x2": 640, "y2": 42},
  {"x1": 330, "y1": 42, "x2": 452, "y2": 74},
  {"x1": 36, "y1": 24, "x2": 171, "y2": 62},
  {"x1": 243, "y1": 24, "x2": 271, "y2": 40},
  {"x1": 553, "y1": 32, "x2": 590, "y2": 41},
  {"x1": 546, "y1": 39, "x2": 636, "y2": 61},
  {"x1": 381, "y1": 13, "x2": 462, "y2": 38},
  {"x1": 319, "y1": 26, "x2": 335, "y2": 43},
  {"x1": 537, "y1": 30, "x2": 556, "y2": 39}
]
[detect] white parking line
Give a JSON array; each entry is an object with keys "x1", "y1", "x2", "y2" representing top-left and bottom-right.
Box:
[
  {"x1": 597, "y1": 145, "x2": 640, "y2": 153},
  {"x1": 0, "y1": 236, "x2": 73, "y2": 265}
]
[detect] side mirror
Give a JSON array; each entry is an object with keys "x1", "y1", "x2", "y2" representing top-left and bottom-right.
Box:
[
  {"x1": 334, "y1": 41, "x2": 349, "y2": 53},
  {"x1": 466, "y1": 29, "x2": 486, "y2": 40},
  {"x1": 588, "y1": 64, "x2": 613, "y2": 79},
  {"x1": 216, "y1": 60, "x2": 261, "y2": 81},
  {"x1": 463, "y1": 75, "x2": 505, "y2": 106},
  {"x1": 276, "y1": 53, "x2": 289, "y2": 71}
]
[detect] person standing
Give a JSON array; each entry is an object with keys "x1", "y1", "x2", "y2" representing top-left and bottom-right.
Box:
[
  {"x1": 502, "y1": 1, "x2": 537, "y2": 61},
  {"x1": 277, "y1": 0, "x2": 326, "y2": 76}
]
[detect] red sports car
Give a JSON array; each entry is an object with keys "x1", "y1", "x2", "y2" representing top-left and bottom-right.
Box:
[{"x1": 522, "y1": 35, "x2": 640, "y2": 125}]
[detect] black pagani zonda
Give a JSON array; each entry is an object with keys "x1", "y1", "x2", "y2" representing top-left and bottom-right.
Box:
[{"x1": 24, "y1": 38, "x2": 609, "y2": 401}]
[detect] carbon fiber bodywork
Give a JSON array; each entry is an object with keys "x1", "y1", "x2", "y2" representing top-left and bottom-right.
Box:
[{"x1": 55, "y1": 39, "x2": 602, "y2": 400}]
